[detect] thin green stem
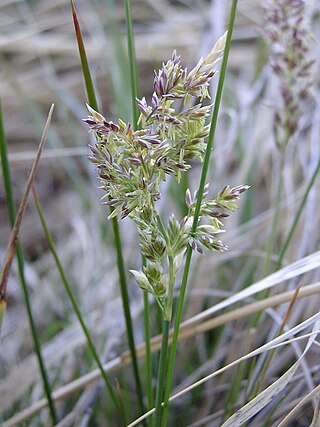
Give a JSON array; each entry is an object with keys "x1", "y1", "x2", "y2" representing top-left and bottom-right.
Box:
[
  {"x1": 154, "y1": 319, "x2": 170, "y2": 427},
  {"x1": 159, "y1": 3, "x2": 238, "y2": 425},
  {"x1": 123, "y1": 1, "x2": 147, "y2": 418},
  {"x1": 110, "y1": 209, "x2": 145, "y2": 419},
  {"x1": 32, "y1": 189, "x2": 124, "y2": 421},
  {"x1": 0, "y1": 102, "x2": 57, "y2": 425},
  {"x1": 71, "y1": 2, "x2": 145, "y2": 418},
  {"x1": 164, "y1": 255, "x2": 175, "y2": 322},
  {"x1": 124, "y1": 0, "x2": 140, "y2": 128},
  {"x1": 156, "y1": 215, "x2": 169, "y2": 245},
  {"x1": 70, "y1": 0, "x2": 98, "y2": 110},
  {"x1": 160, "y1": 247, "x2": 192, "y2": 427},
  {"x1": 143, "y1": 291, "x2": 154, "y2": 427},
  {"x1": 142, "y1": 251, "x2": 154, "y2": 427}
]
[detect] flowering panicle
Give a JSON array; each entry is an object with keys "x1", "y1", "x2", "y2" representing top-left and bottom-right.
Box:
[
  {"x1": 264, "y1": 0, "x2": 314, "y2": 149},
  {"x1": 184, "y1": 184, "x2": 249, "y2": 255},
  {"x1": 85, "y1": 33, "x2": 248, "y2": 317}
]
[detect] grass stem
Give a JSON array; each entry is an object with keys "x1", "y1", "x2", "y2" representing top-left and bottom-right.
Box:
[
  {"x1": 125, "y1": 0, "x2": 140, "y2": 128},
  {"x1": 71, "y1": 2, "x2": 145, "y2": 418},
  {"x1": 143, "y1": 291, "x2": 154, "y2": 427},
  {"x1": 154, "y1": 319, "x2": 170, "y2": 427},
  {"x1": 123, "y1": 0, "x2": 148, "y2": 419},
  {"x1": 159, "y1": 2, "x2": 238, "y2": 424},
  {"x1": 0, "y1": 101, "x2": 57, "y2": 425},
  {"x1": 32, "y1": 188, "x2": 125, "y2": 421}
]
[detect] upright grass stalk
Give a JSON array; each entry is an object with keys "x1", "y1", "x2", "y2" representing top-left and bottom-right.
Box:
[
  {"x1": 0, "y1": 101, "x2": 58, "y2": 425},
  {"x1": 154, "y1": 319, "x2": 170, "y2": 426},
  {"x1": 32, "y1": 188, "x2": 125, "y2": 422},
  {"x1": 155, "y1": 3, "x2": 239, "y2": 425},
  {"x1": 143, "y1": 291, "x2": 154, "y2": 422},
  {"x1": 124, "y1": 0, "x2": 152, "y2": 422},
  {"x1": 124, "y1": 0, "x2": 140, "y2": 128},
  {"x1": 125, "y1": 0, "x2": 154, "y2": 427},
  {"x1": 70, "y1": 0, "x2": 145, "y2": 419},
  {"x1": 70, "y1": 0, "x2": 98, "y2": 111}
]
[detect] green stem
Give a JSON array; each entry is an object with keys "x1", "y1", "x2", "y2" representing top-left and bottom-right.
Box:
[
  {"x1": 70, "y1": 0, "x2": 98, "y2": 111},
  {"x1": 164, "y1": 255, "x2": 175, "y2": 322},
  {"x1": 0, "y1": 102, "x2": 57, "y2": 425},
  {"x1": 154, "y1": 319, "x2": 170, "y2": 426},
  {"x1": 110, "y1": 209, "x2": 145, "y2": 419},
  {"x1": 156, "y1": 215, "x2": 169, "y2": 245},
  {"x1": 160, "y1": 2, "x2": 238, "y2": 425},
  {"x1": 123, "y1": 1, "x2": 147, "y2": 419},
  {"x1": 124, "y1": 0, "x2": 140, "y2": 128},
  {"x1": 71, "y1": 3, "x2": 145, "y2": 417},
  {"x1": 143, "y1": 291, "x2": 154, "y2": 427},
  {"x1": 142, "y1": 251, "x2": 153, "y2": 427},
  {"x1": 32, "y1": 189, "x2": 124, "y2": 421},
  {"x1": 160, "y1": 247, "x2": 192, "y2": 427}
]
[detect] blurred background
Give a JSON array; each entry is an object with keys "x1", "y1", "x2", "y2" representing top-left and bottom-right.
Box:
[{"x1": 1, "y1": 0, "x2": 320, "y2": 426}]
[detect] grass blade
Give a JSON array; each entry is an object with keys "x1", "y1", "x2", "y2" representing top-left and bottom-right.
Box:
[
  {"x1": 32, "y1": 187, "x2": 125, "y2": 421},
  {"x1": 0, "y1": 101, "x2": 57, "y2": 424},
  {"x1": 124, "y1": 0, "x2": 140, "y2": 128},
  {"x1": 70, "y1": 1, "x2": 145, "y2": 418},
  {"x1": 0, "y1": 104, "x2": 54, "y2": 302},
  {"x1": 143, "y1": 291, "x2": 154, "y2": 421},
  {"x1": 70, "y1": 0, "x2": 98, "y2": 110}
]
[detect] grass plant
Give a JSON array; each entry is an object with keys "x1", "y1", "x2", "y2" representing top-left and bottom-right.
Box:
[{"x1": 1, "y1": 1, "x2": 320, "y2": 426}]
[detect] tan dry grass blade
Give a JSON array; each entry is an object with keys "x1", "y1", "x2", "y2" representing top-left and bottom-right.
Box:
[
  {"x1": 278, "y1": 383, "x2": 320, "y2": 427},
  {"x1": 126, "y1": 313, "x2": 320, "y2": 427},
  {"x1": 0, "y1": 103, "x2": 54, "y2": 304},
  {"x1": 220, "y1": 319, "x2": 320, "y2": 426},
  {"x1": 3, "y1": 281, "x2": 320, "y2": 427}
]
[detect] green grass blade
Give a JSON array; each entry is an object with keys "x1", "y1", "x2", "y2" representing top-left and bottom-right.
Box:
[
  {"x1": 154, "y1": 319, "x2": 170, "y2": 426},
  {"x1": 124, "y1": 0, "x2": 140, "y2": 128},
  {"x1": 32, "y1": 187, "x2": 125, "y2": 421},
  {"x1": 0, "y1": 299, "x2": 5, "y2": 328},
  {"x1": 101, "y1": 0, "x2": 132, "y2": 121},
  {"x1": 110, "y1": 209, "x2": 146, "y2": 419},
  {"x1": 124, "y1": 0, "x2": 150, "y2": 421},
  {"x1": 70, "y1": 0, "x2": 98, "y2": 110},
  {"x1": 160, "y1": 2, "x2": 238, "y2": 425},
  {"x1": 143, "y1": 291, "x2": 154, "y2": 426},
  {"x1": 0, "y1": 100, "x2": 57, "y2": 424},
  {"x1": 1, "y1": 105, "x2": 54, "y2": 301},
  {"x1": 70, "y1": 2, "x2": 145, "y2": 418}
]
